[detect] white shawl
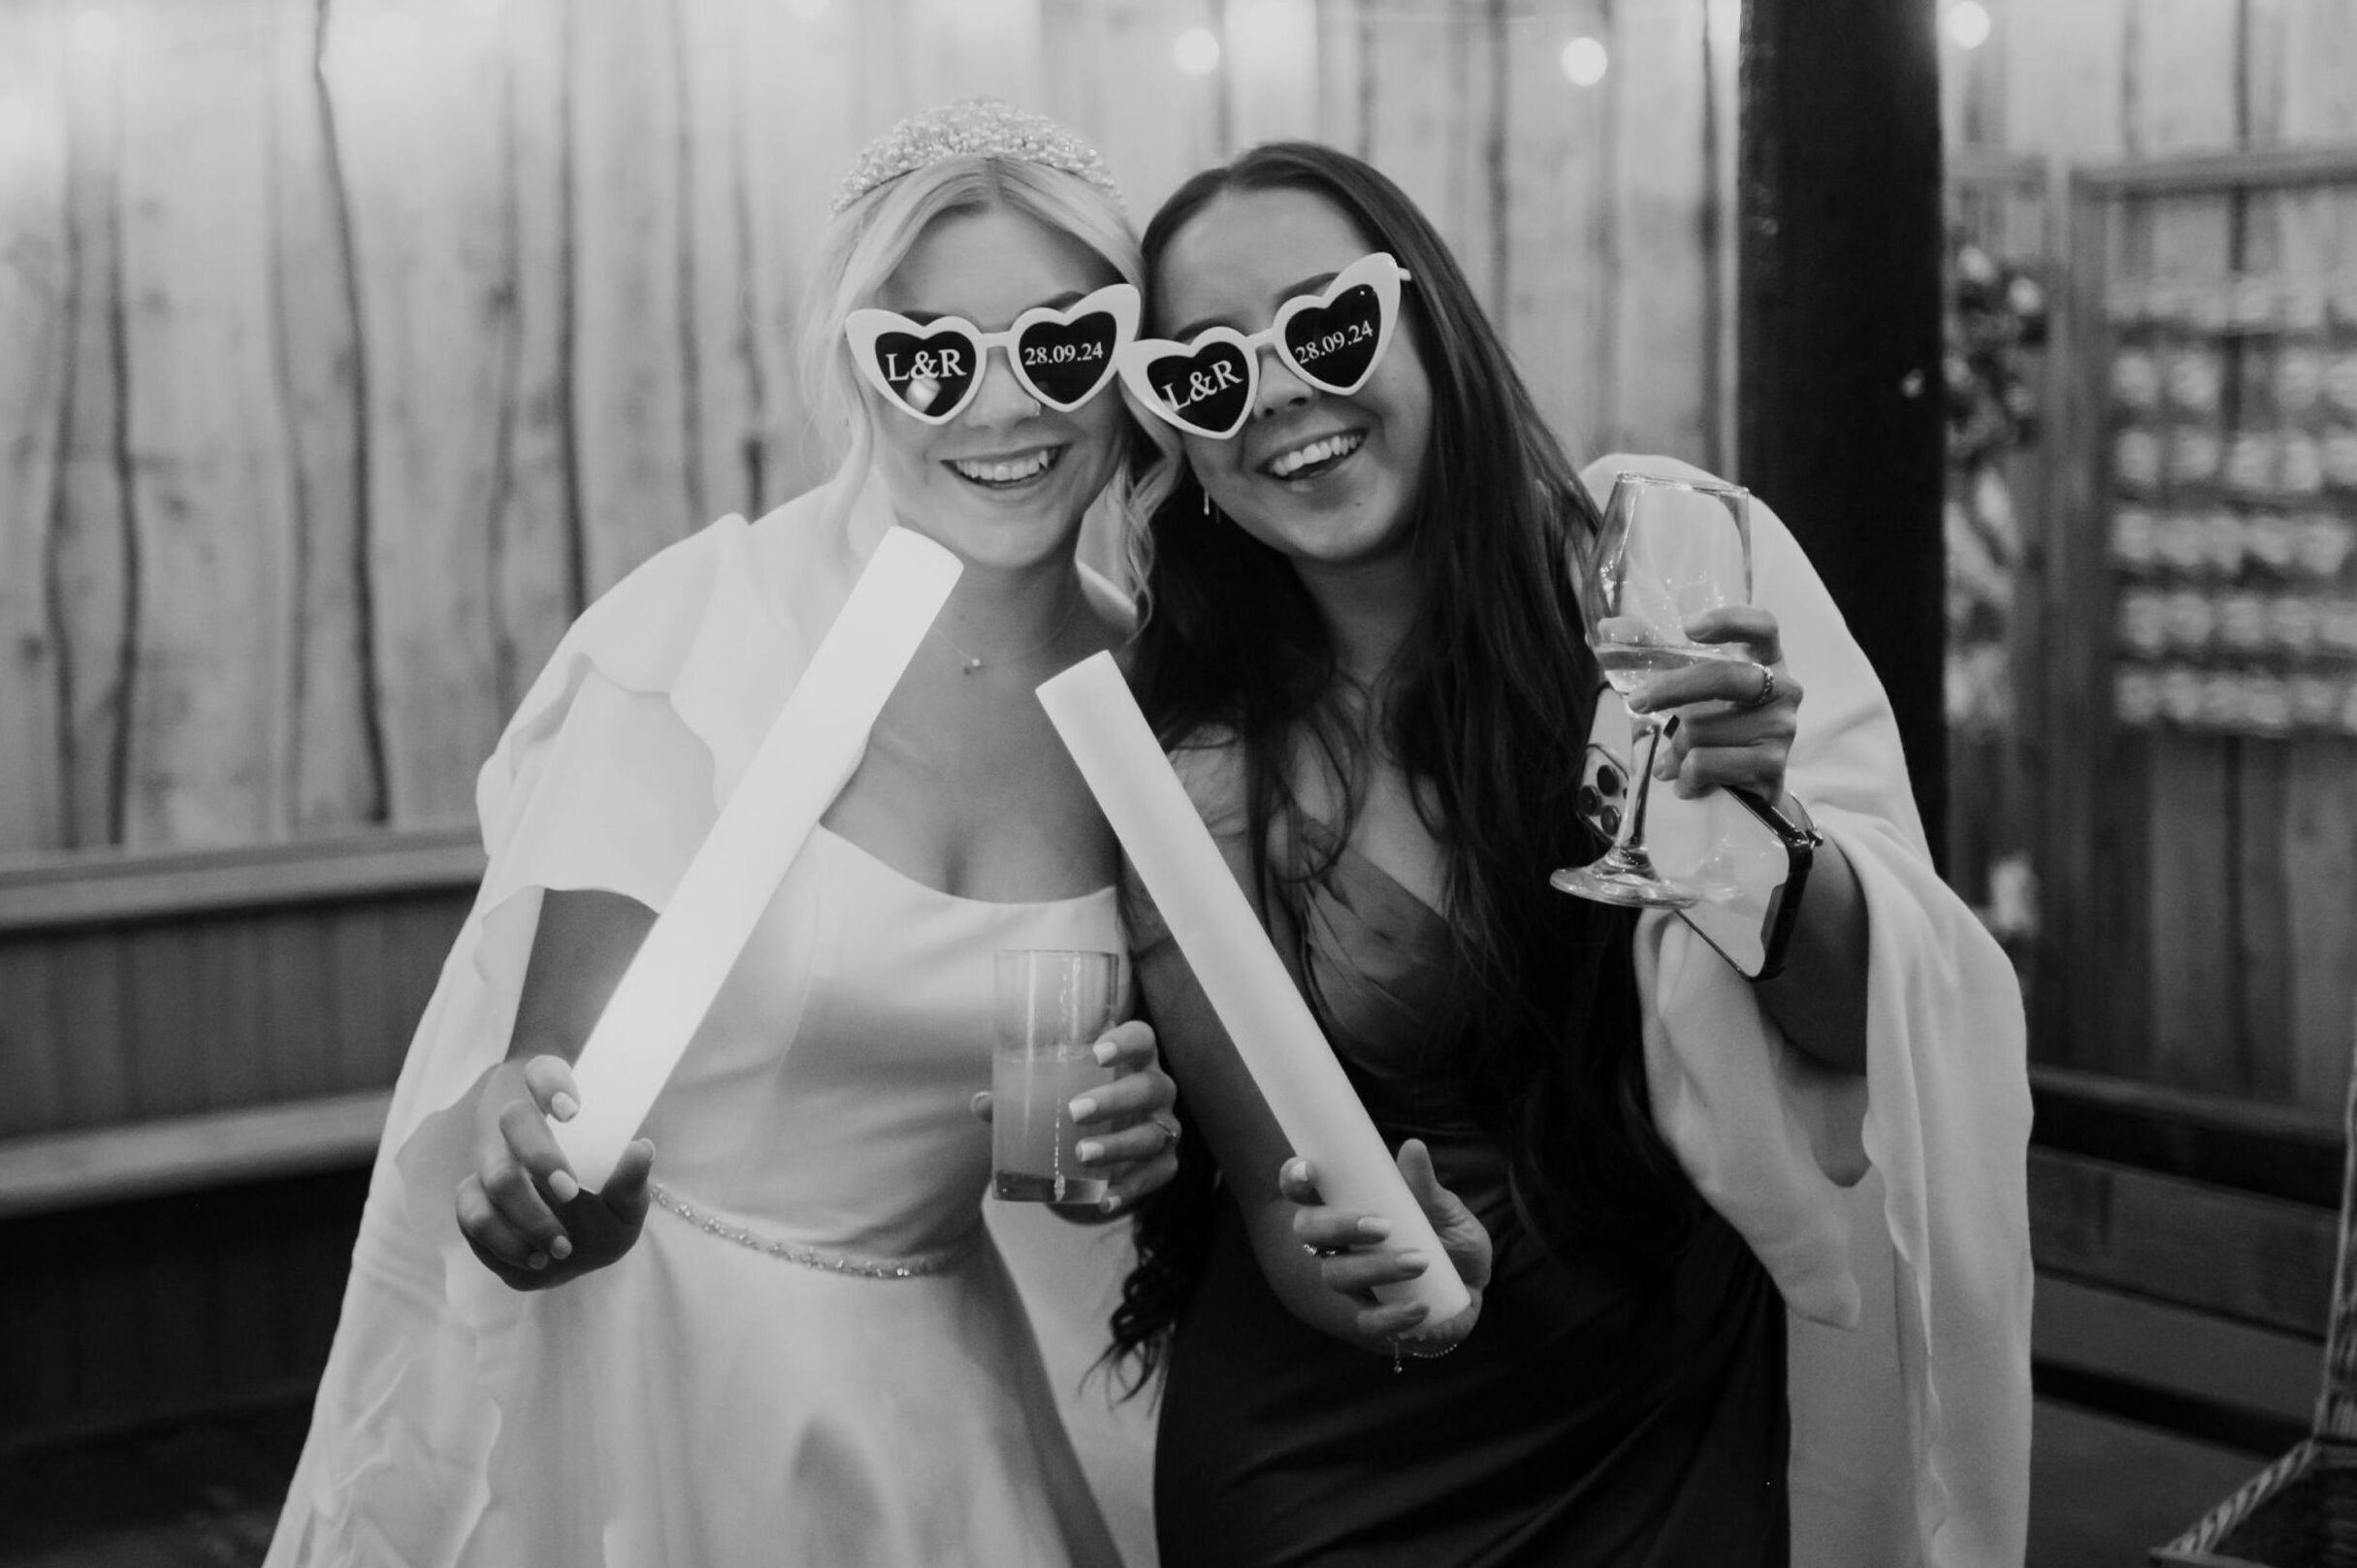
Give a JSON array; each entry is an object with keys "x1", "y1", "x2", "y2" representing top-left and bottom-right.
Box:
[{"x1": 1584, "y1": 455, "x2": 2035, "y2": 1568}]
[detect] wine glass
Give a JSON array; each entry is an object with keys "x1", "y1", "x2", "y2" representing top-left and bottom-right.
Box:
[{"x1": 1550, "y1": 472, "x2": 1755, "y2": 909}]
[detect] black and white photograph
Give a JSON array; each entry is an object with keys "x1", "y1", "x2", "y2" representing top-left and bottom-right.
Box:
[{"x1": 0, "y1": 1, "x2": 2351, "y2": 1563}]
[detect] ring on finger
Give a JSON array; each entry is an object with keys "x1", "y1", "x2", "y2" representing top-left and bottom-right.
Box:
[
  {"x1": 1738, "y1": 663, "x2": 1777, "y2": 711},
  {"x1": 1300, "y1": 1242, "x2": 1344, "y2": 1260},
  {"x1": 1148, "y1": 1111, "x2": 1182, "y2": 1152}
]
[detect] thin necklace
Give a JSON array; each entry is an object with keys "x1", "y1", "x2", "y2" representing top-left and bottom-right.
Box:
[{"x1": 928, "y1": 586, "x2": 1085, "y2": 676}]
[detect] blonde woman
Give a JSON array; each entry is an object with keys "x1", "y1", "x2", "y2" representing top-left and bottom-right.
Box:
[{"x1": 268, "y1": 103, "x2": 1177, "y2": 1568}]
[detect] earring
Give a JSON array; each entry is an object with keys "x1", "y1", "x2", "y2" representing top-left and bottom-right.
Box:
[{"x1": 1201, "y1": 487, "x2": 1211, "y2": 521}]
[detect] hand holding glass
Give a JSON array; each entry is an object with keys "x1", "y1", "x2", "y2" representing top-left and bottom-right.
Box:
[
  {"x1": 1552, "y1": 472, "x2": 1756, "y2": 909},
  {"x1": 992, "y1": 949, "x2": 1120, "y2": 1203}
]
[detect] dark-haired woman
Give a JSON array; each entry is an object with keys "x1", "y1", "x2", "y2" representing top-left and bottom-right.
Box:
[{"x1": 1111, "y1": 144, "x2": 2032, "y2": 1567}]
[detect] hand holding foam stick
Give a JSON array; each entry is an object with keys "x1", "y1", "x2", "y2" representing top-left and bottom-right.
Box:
[
  {"x1": 1035, "y1": 653, "x2": 1470, "y2": 1320},
  {"x1": 551, "y1": 528, "x2": 962, "y2": 1191}
]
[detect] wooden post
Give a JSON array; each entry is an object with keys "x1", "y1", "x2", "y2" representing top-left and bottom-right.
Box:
[{"x1": 1737, "y1": 0, "x2": 1949, "y2": 853}]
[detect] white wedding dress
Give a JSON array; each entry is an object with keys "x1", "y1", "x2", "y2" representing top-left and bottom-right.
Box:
[{"x1": 267, "y1": 468, "x2": 1134, "y2": 1567}]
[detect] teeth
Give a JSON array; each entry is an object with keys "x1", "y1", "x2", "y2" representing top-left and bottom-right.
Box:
[
  {"x1": 952, "y1": 449, "x2": 1057, "y2": 484},
  {"x1": 1268, "y1": 432, "x2": 1363, "y2": 479}
]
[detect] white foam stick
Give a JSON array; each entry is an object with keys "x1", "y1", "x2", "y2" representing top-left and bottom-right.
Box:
[
  {"x1": 1037, "y1": 653, "x2": 1469, "y2": 1321},
  {"x1": 552, "y1": 528, "x2": 962, "y2": 1190}
]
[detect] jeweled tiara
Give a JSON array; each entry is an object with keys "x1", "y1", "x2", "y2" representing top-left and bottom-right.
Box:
[{"x1": 828, "y1": 98, "x2": 1125, "y2": 216}]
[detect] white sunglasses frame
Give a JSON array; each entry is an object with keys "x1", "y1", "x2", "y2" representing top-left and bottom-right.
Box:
[
  {"x1": 1115, "y1": 253, "x2": 1413, "y2": 440},
  {"x1": 844, "y1": 282, "x2": 1142, "y2": 426}
]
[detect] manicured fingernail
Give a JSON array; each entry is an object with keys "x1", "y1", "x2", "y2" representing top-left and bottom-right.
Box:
[
  {"x1": 1076, "y1": 1140, "x2": 1104, "y2": 1164},
  {"x1": 548, "y1": 1170, "x2": 580, "y2": 1204},
  {"x1": 527, "y1": 1252, "x2": 548, "y2": 1270},
  {"x1": 1663, "y1": 714, "x2": 1682, "y2": 737},
  {"x1": 1069, "y1": 1096, "x2": 1099, "y2": 1122},
  {"x1": 1285, "y1": 1160, "x2": 1310, "y2": 1184},
  {"x1": 1357, "y1": 1217, "x2": 1392, "y2": 1240},
  {"x1": 1099, "y1": 1193, "x2": 1125, "y2": 1215},
  {"x1": 1397, "y1": 1250, "x2": 1429, "y2": 1271},
  {"x1": 549, "y1": 1236, "x2": 573, "y2": 1261},
  {"x1": 551, "y1": 1093, "x2": 579, "y2": 1122},
  {"x1": 1092, "y1": 1038, "x2": 1118, "y2": 1065}
]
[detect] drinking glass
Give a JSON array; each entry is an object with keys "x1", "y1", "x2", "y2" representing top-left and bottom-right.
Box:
[
  {"x1": 991, "y1": 949, "x2": 1121, "y2": 1203},
  {"x1": 1550, "y1": 471, "x2": 1755, "y2": 909}
]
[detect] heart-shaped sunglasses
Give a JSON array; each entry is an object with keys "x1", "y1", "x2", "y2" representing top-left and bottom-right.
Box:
[
  {"x1": 845, "y1": 282, "x2": 1141, "y2": 425},
  {"x1": 1115, "y1": 252, "x2": 1412, "y2": 440}
]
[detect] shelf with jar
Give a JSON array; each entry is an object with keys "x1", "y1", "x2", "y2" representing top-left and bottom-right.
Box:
[
  {"x1": 2102, "y1": 272, "x2": 2357, "y2": 739},
  {"x1": 2046, "y1": 146, "x2": 2357, "y2": 1113}
]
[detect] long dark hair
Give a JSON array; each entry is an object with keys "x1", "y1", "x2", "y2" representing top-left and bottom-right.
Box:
[{"x1": 1109, "y1": 144, "x2": 1702, "y2": 1394}]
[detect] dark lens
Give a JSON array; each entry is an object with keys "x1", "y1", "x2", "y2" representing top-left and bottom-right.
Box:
[
  {"x1": 872, "y1": 327, "x2": 980, "y2": 416},
  {"x1": 1281, "y1": 282, "x2": 1383, "y2": 391},
  {"x1": 1145, "y1": 340, "x2": 1253, "y2": 434},
  {"x1": 1015, "y1": 311, "x2": 1119, "y2": 407}
]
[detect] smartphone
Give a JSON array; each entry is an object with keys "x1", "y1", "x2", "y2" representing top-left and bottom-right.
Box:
[{"x1": 1577, "y1": 684, "x2": 1815, "y2": 979}]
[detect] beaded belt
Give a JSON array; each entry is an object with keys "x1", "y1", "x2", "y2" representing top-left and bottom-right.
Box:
[{"x1": 647, "y1": 1182, "x2": 974, "y2": 1280}]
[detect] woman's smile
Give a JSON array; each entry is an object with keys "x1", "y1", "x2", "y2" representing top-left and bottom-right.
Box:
[
  {"x1": 947, "y1": 443, "x2": 1067, "y2": 490},
  {"x1": 863, "y1": 204, "x2": 1128, "y2": 569},
  {"x1": 1154, "y1": 187, "x2": 1433, "y2": 569},
  {"x1": 1259, "y1": 428, "x2": 1366, "y2": 482}
]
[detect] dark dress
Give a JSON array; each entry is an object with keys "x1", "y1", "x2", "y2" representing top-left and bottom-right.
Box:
[{"x1": 1148, "y1": 843, "x2": 1790, "y2": 1568}]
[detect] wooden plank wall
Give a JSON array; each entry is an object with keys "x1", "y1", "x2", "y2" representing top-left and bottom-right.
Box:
[
  {"x1": 0, "y1": 0, "x2": 1730, "y2": 1448},
  {"x1": 1943, "y1": 0, "x2": 2357, "y2": 1110},
  {"x1": 0, "y1": 834, "x2": 475, "y2": 1139},
  {"x1": 0, "y1": 896, "x2": 463, "y2": 1136},
  {"x1": 0, "y1": 0, "x2": 1730, "y2": 861},
  {"x1": 0, "y1": 830, "x2": 474, "y2": 1446}
]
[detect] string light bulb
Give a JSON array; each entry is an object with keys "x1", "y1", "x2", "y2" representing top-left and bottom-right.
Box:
[
  {"x1": 1946, "y1": 1, "x2": 1991, "y2": 50},
  {"x1": 1174, "y1": 27, "x2": 1220, "y2": 77},
  {"x1": 1560, "y1": 36, "x2": 1607, "y2": 87},
  {"x1": 73, "y1": 7, "x2": 120, "y2": 52}
]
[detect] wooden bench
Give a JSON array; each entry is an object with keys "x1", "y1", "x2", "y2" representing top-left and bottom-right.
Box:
[
  {"x1": 0, "y1": 827, "x2": 482, "y2": 1216},
  {"x1": 0, "y1": 1089, "x2": 393, "y2": 1222},
  {"x1": 2028, "y1": 1065, "x2": 2342, "y2": 1453},
  {"x1": 0, "y1": 830, "x2": 481, "y2": 1448},
  {"x1": 0, "y1": 831, "x2": 2335, "y2": 1458}
]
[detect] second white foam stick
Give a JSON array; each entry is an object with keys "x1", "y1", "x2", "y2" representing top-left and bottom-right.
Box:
[
  {"x1": 552, "y1": 527, "x2": 963, "y2": 1191},
  {"x1": 1037, "y1": 652, "x2": 1469, "y2": 1321}
]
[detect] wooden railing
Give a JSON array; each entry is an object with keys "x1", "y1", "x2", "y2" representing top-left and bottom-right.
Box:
[
  {"x1": 0, "y1": 1090, "x2": 393, "y2": 1222},
  {"x1": 0, "y1": 828, "x2": 481, "y2": 1146},
  {"x1": 0, "y1": 830, "x2": 2335, "y2": 1456},
  {"x1": 0, "y1": 831, "x2": 480, "y2": 1448},
  {"x1": 2028, "y1": 1066, "x2": 2342, "y2": 1453}
]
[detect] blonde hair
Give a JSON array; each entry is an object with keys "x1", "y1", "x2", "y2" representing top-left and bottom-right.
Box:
[{"x1": 797, "y1": 149, "x2": 1178, "y2": 551}]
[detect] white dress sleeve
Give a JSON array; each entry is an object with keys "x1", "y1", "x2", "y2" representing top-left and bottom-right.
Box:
[
  {"x1": 1583, "y1": 454, "x2": 2035, "y2": 1568},
  {"x1": 375, "y1": 512, "x2": 803, "y2": 1232}
]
